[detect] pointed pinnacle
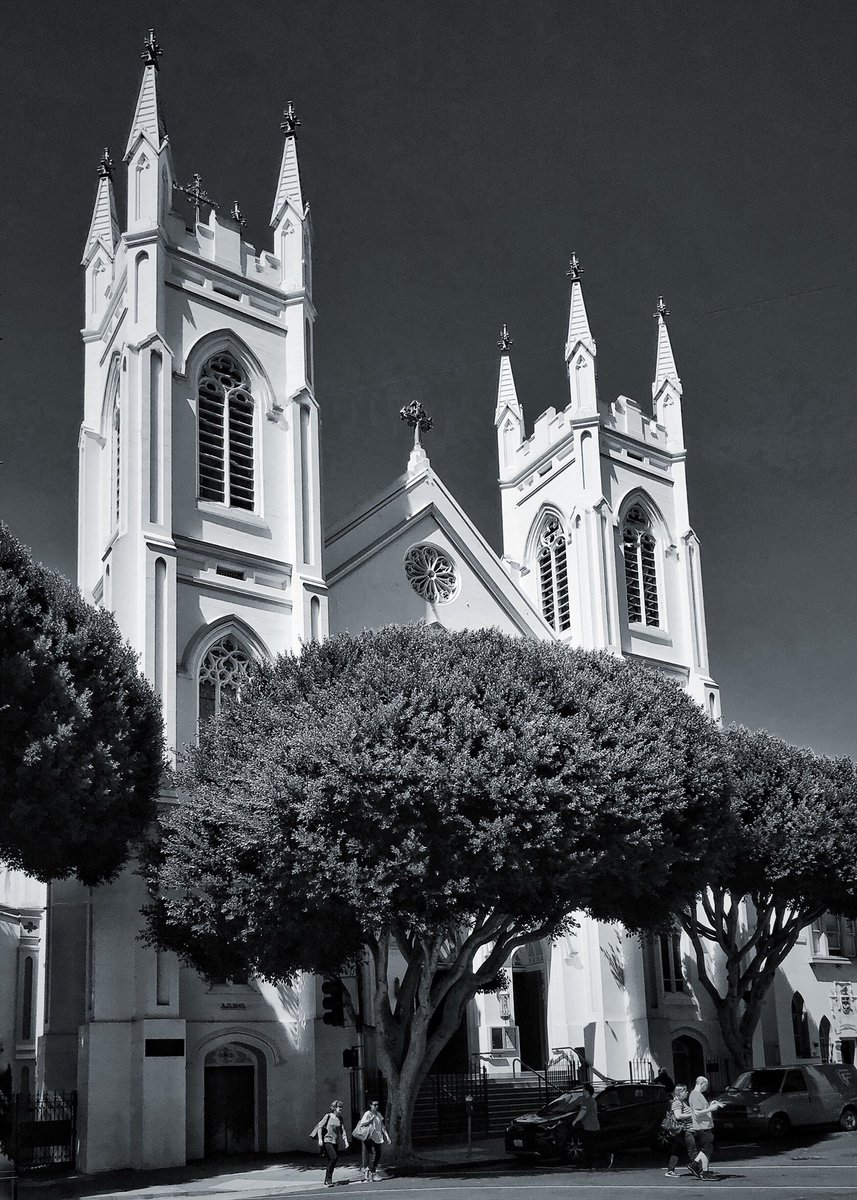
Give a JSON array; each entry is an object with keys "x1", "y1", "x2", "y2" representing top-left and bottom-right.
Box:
[
  {"x1": 97, "y1": 148, "x2": 115, "y2": 179},
  {"x1": 655, "y1": 295, "x2": 670, "y2": 320},
  {"x1": 497, "y1": 324, "x2": 513, "y2": 353},
  {"x1": 280, "y1": 101, "x2": 301, "y2": 137},
  {"x1": 567, "y1": 253, "x2": 582, "y2": 281},
  {"x1": 141, "y1": 28, "x2": 163, "y2": 70}
]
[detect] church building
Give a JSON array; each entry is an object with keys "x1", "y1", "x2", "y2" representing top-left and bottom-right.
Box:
[{"x1": 37, "y1": 32, "x2": 857, "y2": 1173}]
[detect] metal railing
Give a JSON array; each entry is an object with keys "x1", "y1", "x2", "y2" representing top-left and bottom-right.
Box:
[{"x1": 3, "y1": 1092, "x2": 77, "y2": 1172}]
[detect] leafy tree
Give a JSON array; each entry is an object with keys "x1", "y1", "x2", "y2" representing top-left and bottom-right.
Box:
[
  {"x1": 676, "y1": 725, "x2": 857, "y2": 1073},
  {"x1": 144, "y1": 624, "x2": 729, "y2": 1158},
  {"x1": 0, "y1": 524, "x2": 165, "y2": 884}
]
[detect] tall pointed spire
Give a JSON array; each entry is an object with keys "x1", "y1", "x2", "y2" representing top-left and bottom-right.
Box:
[
  {"x1": 565, "y1": 254, "x2": 595, "y2": 357},
  {"x1": 82, "y1": 149, "x2": 120, "y2": 264},
  {"x1": 653, "y1": 296, "x2": 682, "y2": 394},
  {"x1": 124, "y1": 29, "x2": 166, "y2": 160},
  {"x1": 271, "y1": 101, "x2": 304, "y2": 225},
  {"x1": 494, "y1": 324, "x2": 522, "y2": 426}
]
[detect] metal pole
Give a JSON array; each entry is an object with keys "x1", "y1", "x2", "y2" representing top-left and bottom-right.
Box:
[
  {"x1": 465, "y1": 1093, "x2": 473, "y2": 1157},
  {"x1": 355, "y1": 954, "x2": 367, "y2": 1116}
]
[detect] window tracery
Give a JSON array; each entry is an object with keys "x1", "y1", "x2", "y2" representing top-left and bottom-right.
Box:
[
  {"x1": 198, "y1": 353, "x2": 255, "y2": 510},
  {"x1": 198, "y1": 635, "x2": 251, "y2": 725},
  {"x1": 404, "y1": 544, "x2": 458, "y2": 604},
  {"x1": 537, "y1": 517, "x2": 571, "y2": 633},
  {"x1": 622, "y1": 504, "x2": 659, "y2": 626}
]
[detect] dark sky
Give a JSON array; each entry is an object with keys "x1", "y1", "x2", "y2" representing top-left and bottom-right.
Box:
[{"x1": 3, "y1": 2, "x2": 855, "y2": 756}]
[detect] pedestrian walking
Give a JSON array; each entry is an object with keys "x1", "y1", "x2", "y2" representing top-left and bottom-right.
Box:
[
  {"x1": 571, "y1": 1083, "x2": 611, "y2": 1170},
  {"x1": 311, "y1": 1099, "x2": 349, "y2": 1187},
  {"x1": 686, "y1": 1076, "x2": 722, "y2": 1180},
  {"x1": 352, "y1": 1099, "x2": 390, "y2": 1181},
  {"x1": 663, "y1": 1084, "x2": 693, "y2": 1177}
]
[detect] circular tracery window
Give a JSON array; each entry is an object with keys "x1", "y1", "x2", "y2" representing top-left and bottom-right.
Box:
[{"x1": 404, "y1": 544, "x2": 459, "y2": 604}]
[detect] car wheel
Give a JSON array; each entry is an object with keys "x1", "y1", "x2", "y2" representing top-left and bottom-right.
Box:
[
  {"x1": 768, "y1": 1113, "x2": 791, "y2": 1139},
  {"x1": 840, "y1": 1107, "x2": 857, "y2": 1133},
  {"x1": 563, "y1": 1134, "x2": 585, "y2": 1165}
]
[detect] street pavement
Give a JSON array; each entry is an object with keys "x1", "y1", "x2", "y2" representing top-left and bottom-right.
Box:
[{"x1": 6, "y1": 1130, "x2": 857, "y2": 1200}]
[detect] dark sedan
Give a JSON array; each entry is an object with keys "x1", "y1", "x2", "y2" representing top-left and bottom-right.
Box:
[{"x1": 505, "y1": 1082, "x2": 669, "y2": 1161}]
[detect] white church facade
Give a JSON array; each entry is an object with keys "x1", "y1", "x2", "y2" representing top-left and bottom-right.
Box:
[{"x1": 33, "y1": 33, "x2": 856, "y2": 1172}]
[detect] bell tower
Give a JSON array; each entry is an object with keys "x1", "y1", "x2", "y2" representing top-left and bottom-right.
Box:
[
  {"x1": 495, "y1": 258, "x2": 719, "y2": 714},
  {"x1": 44, "y1": 31, "x2": 328, "y2": 1172}
]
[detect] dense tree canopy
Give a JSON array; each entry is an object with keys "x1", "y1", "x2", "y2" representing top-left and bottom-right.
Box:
[
  {"x1": 0, "y1": 524, "x2": 165, "y2": 884},
  {"x1": 676, "y1": 725, "x2": 857, "y2": 1071},
  {"x1": 145, "y1": 624, "x2": 729, "y2": 1156}
]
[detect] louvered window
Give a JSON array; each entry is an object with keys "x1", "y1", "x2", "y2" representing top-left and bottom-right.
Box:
[
  {"x1": 198, "y1": 353, "x2": 255, "y2": 510},
  {"x1": 622, "y1": 504, "x2": 659, "y2": 626},
  {"x1": 537, "y1": 517, "x2": 571, "y2": 633},
  {"x1": 112, "y1": 403, "x2": 121, "y2": 529},
  {"x1": 198, "y1": 635, "x2": 251, "y2": 726}
]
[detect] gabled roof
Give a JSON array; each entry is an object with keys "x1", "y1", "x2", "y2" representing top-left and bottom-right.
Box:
[{"x1": 325, "y1": 460, "x2": 551, "y2": 640}]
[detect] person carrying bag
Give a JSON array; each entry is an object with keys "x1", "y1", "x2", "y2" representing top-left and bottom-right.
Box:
[
  {"x1": 352, "y1": 1100, "x2": 390, "y2": 1182},
  {"x1": 311, "y1": 1100, "x2": 349, "y2": 1187}
]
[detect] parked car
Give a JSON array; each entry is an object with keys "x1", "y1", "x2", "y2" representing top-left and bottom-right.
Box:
[
  {"x1": 505, "y1": 1082, "x2": 669, "y2": 1161},
  {"x1": 714, "y1": 1064, "x2": 857, "y2": 1138}
]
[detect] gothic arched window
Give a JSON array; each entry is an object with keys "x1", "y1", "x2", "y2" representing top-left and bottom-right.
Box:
[
  {"x1": 537, "y1": 517, "x2": 571, "y2": 633},
  {"x1": 819, "y1": 1015, "x2": 831, "y2": 1064},
  {"x1": 622, "y1": 504, "x2": 659, "y2": 626},
  {"x1": 198, "y1": 636, "x2": 251, "y2": 725},
  {"x1": 198, "y1": 353, "x2": 255, "y2": 510},
  {"x1": 791, "y1": 992, "x2": 811, "y2": 1059}
]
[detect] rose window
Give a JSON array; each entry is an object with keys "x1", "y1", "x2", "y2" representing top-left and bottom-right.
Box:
[{"x1": 404, "y1": 545, "x2": 458, "y2": 604}]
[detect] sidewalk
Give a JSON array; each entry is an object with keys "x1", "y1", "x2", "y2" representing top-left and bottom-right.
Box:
[{"x1": 7, "y1": 1140, "x2": 510, "y2": 1200}]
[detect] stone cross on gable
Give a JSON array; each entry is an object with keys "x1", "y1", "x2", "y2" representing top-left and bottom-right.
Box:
[
  {"x1": 497, "y1": 324, "x2": 513, "y2": 353},
  {"x1": 400, "y1": 400, "x2": 433, "y2": 450}
]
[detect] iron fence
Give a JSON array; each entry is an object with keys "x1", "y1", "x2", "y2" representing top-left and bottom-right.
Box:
[
  {"x1": 629, "y1": 1057, "x2": 655, "y2": 1082},
  {"x1": 2, "y1": 1092, "x2": 76, "y2": 1172}
]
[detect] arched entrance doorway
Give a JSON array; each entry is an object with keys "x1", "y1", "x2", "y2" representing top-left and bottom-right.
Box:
[
  {"x1": 512, "y1": 943, "x2": 548, "y2": 1070},
  {"x1": 671, "y1": 1035, "x2": 705, "y2": 1088},
  {"x1": 204, "y1": 1043, "x2": 261, "y2": 1156}
]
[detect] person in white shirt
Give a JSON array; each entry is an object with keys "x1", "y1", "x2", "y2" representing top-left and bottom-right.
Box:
[{"x1": 686, "y1": 1077, "x2": 721, "y2": 1180}]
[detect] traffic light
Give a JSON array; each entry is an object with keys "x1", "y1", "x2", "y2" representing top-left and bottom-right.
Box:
[{"x1": 321, "y1": 978, "x2": 345, "y2": 1026}]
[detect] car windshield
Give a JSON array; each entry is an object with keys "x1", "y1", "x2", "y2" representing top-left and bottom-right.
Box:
[
  {"x1": 539, "y1": 1091, "x2": 584, "y2": 1116},
  {"x1": 729, "y1": 1070, "x2": 784, "y2": 1094}
]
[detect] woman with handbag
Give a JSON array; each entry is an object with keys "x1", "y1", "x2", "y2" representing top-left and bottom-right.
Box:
[
  {"x1": 664, "y1": 1084, "x2": 693, "y2": 1177},
  {"x1": 311, "y1": 1100, "x2": 349, "y2": 1187},
  {"x1": 353, "y1": 1100, "x2": 390, "y2": 1181}
]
